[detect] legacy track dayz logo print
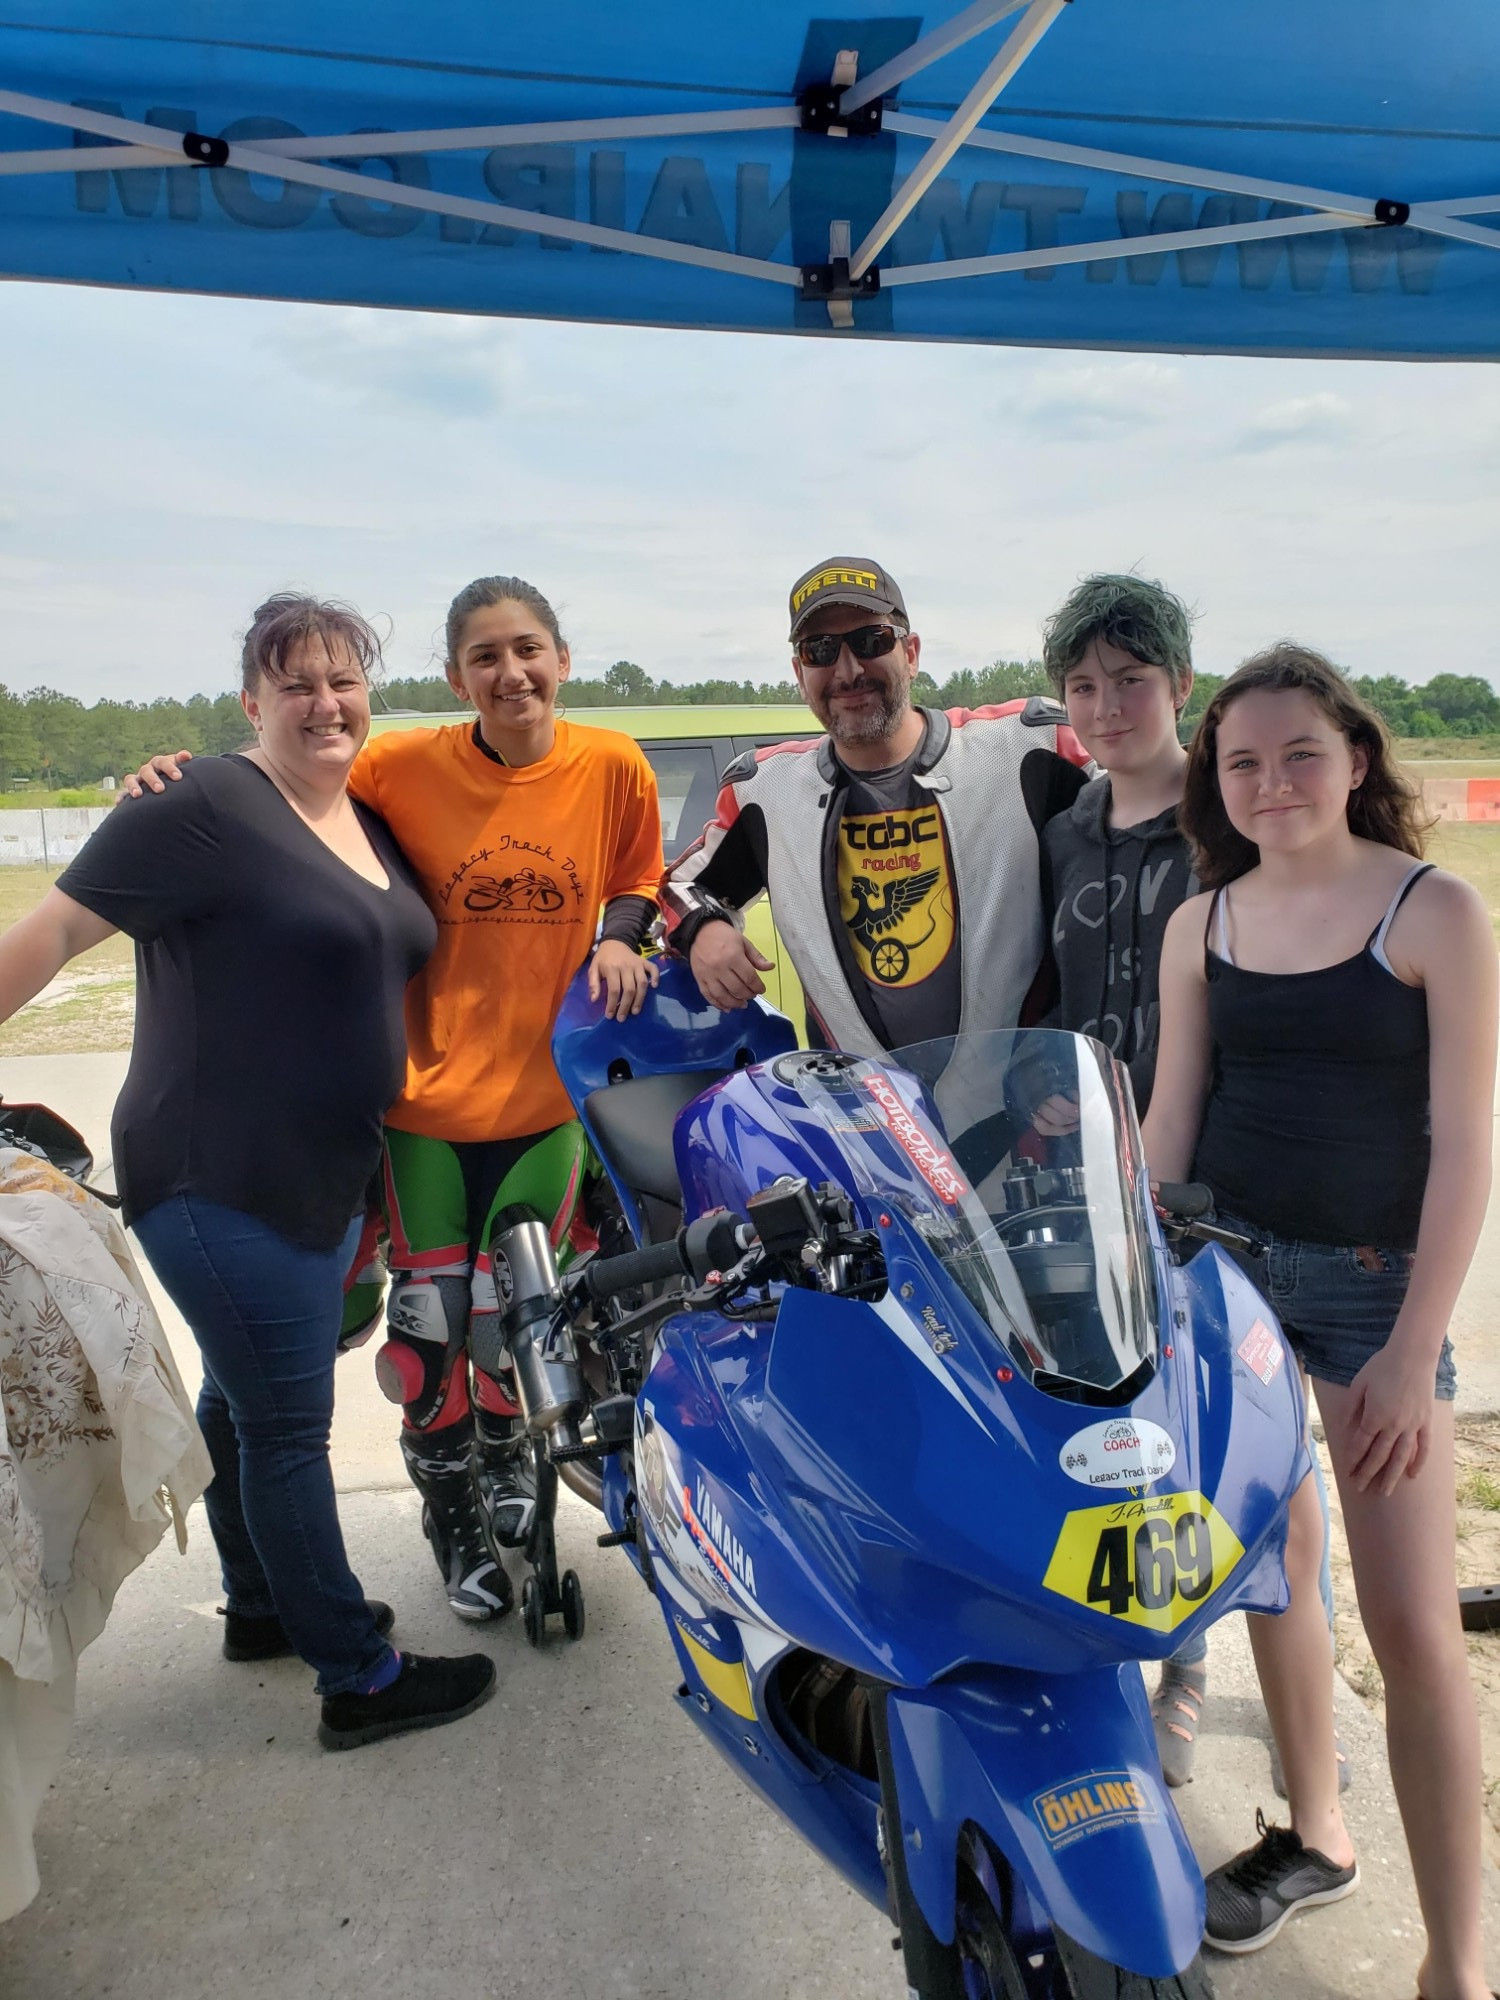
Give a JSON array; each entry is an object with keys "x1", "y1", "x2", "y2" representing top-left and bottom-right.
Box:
[
  {"x1": 438, "y1": 837, "x2": 585, "y2": 928},
  {"x1": 837, "y1": 807, "x2": 955, "y2": 987}
]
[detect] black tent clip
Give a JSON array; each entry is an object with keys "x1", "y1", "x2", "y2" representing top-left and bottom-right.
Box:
[
  {"x1": 799, "y1": 257, "x2": 881, "y2": 303},
  {"x1": 797, "y1": 84, "x2": 883, "y2": 137},
  {"x1": 1373, "y1": 198, "x2": 1411, "y2": 226},
  {"x1": 181, "y1": 130, "x2": 230, "y2": 169}
]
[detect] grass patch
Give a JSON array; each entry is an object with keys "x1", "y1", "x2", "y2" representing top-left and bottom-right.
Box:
[
  {"x1": 1459, "y1": 1467, "x2": 1500, "y2": 1513},
  {"x1": 1428, "y1": 823, "x2": 1500, "y2": 940},
  {"x1": 0, "y1": 975, "x2": 135, "y2": 1055},
  {"x1": 0, "y1": 867, "x2": 135, "y2": 975},
  {"x1": 0, "y1": 786, "x2": 113, "y2": 809},
  {"x1": 1396, "y1": 736, "x2": 1500, "y2": 761},
  {"x1": 0, "y1": 866, "x2": 136, "y2": 1052}
]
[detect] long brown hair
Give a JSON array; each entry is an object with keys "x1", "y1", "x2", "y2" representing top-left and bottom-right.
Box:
[{"x1": 1181, "y1": 642, "x2": 1430, "y2": 889}]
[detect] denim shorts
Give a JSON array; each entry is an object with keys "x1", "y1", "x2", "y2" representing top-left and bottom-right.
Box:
[{"x1": 1214, "y1": 1209, "x2": 1456, "y2": 1402}]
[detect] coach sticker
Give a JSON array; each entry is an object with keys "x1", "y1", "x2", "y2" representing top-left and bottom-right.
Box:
[
  {"x1": 1032, "y1": 1771, "x2": 1161, "y2": 1850},
  {"x1": 1237, "y1": 1318, "x2": 1285, "y2": 1387},
  {"x1": 1059, "y1": 1417, "x2": 1177, "y2": 1491}
]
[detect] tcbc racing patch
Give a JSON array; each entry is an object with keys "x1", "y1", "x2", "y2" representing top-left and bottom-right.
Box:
[
  {"x1": 1032, "y1": 1771, "x2": 1160, "y2": 1850},
  {"x1": 837, "y1": 805, "x2": 955, "y2": 988}
]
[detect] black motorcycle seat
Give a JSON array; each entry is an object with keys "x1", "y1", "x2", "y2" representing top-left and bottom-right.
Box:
[{"x1": 584, "y1": 1068, "x2": 726, "y2": 1203}]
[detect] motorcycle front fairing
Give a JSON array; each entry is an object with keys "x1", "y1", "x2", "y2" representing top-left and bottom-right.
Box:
[
  {"x1": 592, "y1": 1026, "x2": 1307, "y2": 1974},
  {"x1": 646, "y1": 1033, "x2": 1307, "y2": 1971},
  {"x1": 670, "y1": 1035, "x2": 1308, "y2": 1677}
]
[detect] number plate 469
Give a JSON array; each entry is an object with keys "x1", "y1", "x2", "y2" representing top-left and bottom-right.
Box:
[{"x1": 1043, "y1": 1491, "x2": 1245, "y2": 1631}]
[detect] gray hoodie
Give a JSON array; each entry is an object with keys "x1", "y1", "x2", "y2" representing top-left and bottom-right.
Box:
[{"x1": 1039, "y1": 775, "x2": 1198, "y2": 1115}]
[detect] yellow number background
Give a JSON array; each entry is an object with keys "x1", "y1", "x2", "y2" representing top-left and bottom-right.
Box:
[{"x1": 1043, "y1": 1490, "x2": 1245, "y2": 1632}]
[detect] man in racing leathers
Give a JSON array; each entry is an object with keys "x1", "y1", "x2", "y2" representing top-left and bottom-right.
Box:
[{"x1": 661, "y1": 557, "x2": 1090, "y2": 1054}]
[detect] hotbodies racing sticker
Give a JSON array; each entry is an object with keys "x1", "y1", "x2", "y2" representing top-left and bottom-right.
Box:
[{"x1": 863, "y1": 1073, "x2": 966, "y2": 1205}]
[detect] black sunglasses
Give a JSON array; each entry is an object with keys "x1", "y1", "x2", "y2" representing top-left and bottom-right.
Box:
[{"x1": 795, "y1": 623, "x2": 906, "y2": 670}]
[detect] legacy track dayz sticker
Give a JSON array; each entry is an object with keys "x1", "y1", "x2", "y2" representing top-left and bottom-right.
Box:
[
  {"x1": 1059, "y1": 1418, "x2": 1177, "y2": 1490},
  {"x1": 1032, "y1": 1772, "x2": 1161, "y2": 1850},
  {"x1": 1043, "y1": 1490, "x2": 1244, "y2": 1631}
]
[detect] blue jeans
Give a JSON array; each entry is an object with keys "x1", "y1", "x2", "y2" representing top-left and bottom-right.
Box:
[
  {"x1": 1216, "y1": 1209, "x2": 1454, "y2": 1401},
  {"x1": 134, "y1": 1195, "x2": 394, "y2": 1697}
]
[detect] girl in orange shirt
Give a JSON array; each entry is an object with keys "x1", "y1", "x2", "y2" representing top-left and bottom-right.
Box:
[{"x1": 352, "y1": 576, "x2": 664, "y2": 1620}]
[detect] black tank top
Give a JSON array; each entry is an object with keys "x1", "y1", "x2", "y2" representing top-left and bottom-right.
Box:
[{"x1": 1191, "y1": 864, "x2": 1433, "y2": 1249}]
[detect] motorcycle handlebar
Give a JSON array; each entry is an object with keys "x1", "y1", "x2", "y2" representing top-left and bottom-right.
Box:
[
  {"x1": 583, "y1": 1211, "x2": 760, "y2": 1305},
  {"x1": 583, "y1": 1236, "x2": 690, "y2": 1302},
  {"x1": 1155, "y1": 1180, "x2": 1214, "y2": 1220}
]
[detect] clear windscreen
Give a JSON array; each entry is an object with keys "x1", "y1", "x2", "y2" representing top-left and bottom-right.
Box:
[{"x1": 781, "y1": 1031, "x2": 1159, "y2": 1395}]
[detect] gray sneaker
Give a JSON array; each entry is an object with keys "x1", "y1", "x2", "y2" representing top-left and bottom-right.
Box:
[
  {"x1": 1204, "y1": 1810, "x2": 1358, "y2": 1953},
  {"x1": 1151, "y1": 1658, "x2": 1207, "y2": 1787}
]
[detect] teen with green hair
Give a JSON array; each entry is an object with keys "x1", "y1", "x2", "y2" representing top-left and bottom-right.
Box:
[{"x1": 1039, "y1": 572, "x2": 1340, "y2": 1793}]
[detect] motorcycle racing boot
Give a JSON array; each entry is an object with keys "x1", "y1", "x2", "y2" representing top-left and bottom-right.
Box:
[
  {"x1": 473, "y1": 1407, "x2": 538, "y2": 1551},
  {"x1": 399, "y1": 1421, "x2": 513, "y2": 1623}
]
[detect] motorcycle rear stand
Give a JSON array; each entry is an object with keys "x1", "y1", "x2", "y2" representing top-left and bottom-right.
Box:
[{"x1": 519, "y1": 1438, "x2": 585, "y2": 1645}]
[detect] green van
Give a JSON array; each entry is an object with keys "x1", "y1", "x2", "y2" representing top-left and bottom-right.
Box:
[{"x1": 368, "y1": 703, "x2": 815, "y2": 1025}]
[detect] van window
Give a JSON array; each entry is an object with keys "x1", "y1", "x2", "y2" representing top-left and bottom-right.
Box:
[{"x1": 639, "y1": 741, "x2": 720, "y2": 861}]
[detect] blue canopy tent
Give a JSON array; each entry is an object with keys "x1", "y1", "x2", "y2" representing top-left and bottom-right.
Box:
[{"x1": 0, "y1": 3, "x2": 1496, "y2": 357}]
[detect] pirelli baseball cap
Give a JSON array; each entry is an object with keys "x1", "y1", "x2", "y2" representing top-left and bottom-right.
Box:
[{"x1": 788, "y1": 557, "x2": 908, "y2": 640}]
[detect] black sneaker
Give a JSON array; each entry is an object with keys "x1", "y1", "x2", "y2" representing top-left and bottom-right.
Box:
[
  {"x1": 221, "y1": 1600, "x2": 395, "y2": 1662},
  {"x1": 317, "y1": 1652, "x2": 496, "y2": 1751},
  {"x1": 1204, "y1": 1810, "x2": 1358, "y2": 1953}
]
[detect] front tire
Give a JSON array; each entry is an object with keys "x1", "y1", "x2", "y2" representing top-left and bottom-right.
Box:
[{"x1": 925, "y1": 1832, "x2": 1215, "y2": 2000}]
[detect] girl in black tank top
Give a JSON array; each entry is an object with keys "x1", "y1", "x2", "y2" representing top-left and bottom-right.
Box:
[{"x1": 1144, "y1": 646, "x2": 1496, "y2": 1994}]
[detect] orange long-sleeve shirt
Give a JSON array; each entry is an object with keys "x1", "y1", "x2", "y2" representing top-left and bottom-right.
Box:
[{"x1": 350, "y1": 719, "x2": 663, "y2": 1140}]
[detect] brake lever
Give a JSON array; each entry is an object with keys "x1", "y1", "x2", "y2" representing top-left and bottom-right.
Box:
[{"x1": 1162, "y1": 1215, "x2": 1264, "y2": 1258}]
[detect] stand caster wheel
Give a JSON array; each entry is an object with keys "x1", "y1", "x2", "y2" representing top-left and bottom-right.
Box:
[
  {"x1": 561, "y1": 1570, "x2": 585, "y2": 1641},
  {"x1": 522, "y1": 1575, "x2": 545, "y2": 1647}
]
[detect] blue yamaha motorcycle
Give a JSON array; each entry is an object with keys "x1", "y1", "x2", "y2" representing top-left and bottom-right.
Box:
[{"x1": 475, "y1": 963, "x2": 1307, "y2": 2000}]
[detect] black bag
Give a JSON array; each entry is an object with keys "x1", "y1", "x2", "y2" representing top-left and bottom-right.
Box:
[{"x1": 0, "y1": 1099, "x2": 120, "y2": 1204}]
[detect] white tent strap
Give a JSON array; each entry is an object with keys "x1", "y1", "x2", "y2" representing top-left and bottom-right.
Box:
[
  {"x1": 0, "y1": 87, "x2": 800, "y2": 285},
  {"x1": 0, "y1": 105, "x2": 802, "y2": 175},
  {"x1": 887, "y1": 112, "x2": 1374, "y2": 217},
  {"x1": 850, "y1": 0, "x2": 1067, "y2": 278},
  {"x1": 1430, "y1": 195, "x2": 1500, "y2": 219},
  {"x1": 841, "y1": 0, "x2": 1033, "y2": 114},
  {"x1": 1406, "y1": 211, "x2": 1500, "y2": 252},
  {"x1": 883, "y1": 207, "x2": 1371, "y2": 287}
]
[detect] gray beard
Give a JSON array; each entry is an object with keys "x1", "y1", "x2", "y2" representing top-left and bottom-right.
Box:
[{"x1": 819, "y1": 681, "x2": 910, "y2": 748}]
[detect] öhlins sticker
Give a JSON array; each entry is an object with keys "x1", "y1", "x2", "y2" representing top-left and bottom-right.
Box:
[
  {"x1": 1032, "y1": 1771, "x2": 1160, "y2": 1850},
  {"x1": 1043, "y1": 1490, "x2": 1243, "y2": 1631}
]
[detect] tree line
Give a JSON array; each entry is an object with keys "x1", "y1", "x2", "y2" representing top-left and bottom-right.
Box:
[
  {"x1": 0, "y1": 660, "x2": 1495, "y2": 790},
  {"x1": 381, "y1": 657, "x2": 1500, "y2": 741}
]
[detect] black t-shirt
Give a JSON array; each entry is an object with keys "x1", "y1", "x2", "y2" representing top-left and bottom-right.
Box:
[
  {"x1": 58, "y1": 757, "x2": 437, "y2": 1250},
  {"x1": 832, "y1": 744, "x2": 963, "y2": 1050}
]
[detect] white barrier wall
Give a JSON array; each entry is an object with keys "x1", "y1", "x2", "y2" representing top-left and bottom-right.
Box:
[{"x1": 0, "y1": 807, "x2": 111, "y2": 865}]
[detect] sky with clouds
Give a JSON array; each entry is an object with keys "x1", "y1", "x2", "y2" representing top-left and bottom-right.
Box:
[{"x1": 4, "y1": 276, "x2": 1499, "y2": 704}]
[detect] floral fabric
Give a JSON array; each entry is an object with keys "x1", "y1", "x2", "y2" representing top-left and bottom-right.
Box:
[{"x1": 0, "y1": 1148, "x2": 209, "y2": 1921}]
